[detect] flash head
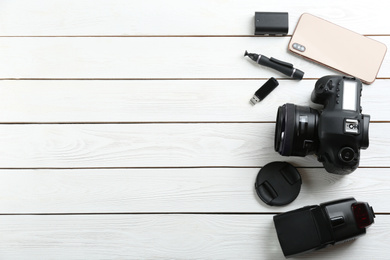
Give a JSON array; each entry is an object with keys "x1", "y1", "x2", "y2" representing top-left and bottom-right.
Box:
[{"x1": 273, "y1": 197, "x2": 375, "y2": 258}]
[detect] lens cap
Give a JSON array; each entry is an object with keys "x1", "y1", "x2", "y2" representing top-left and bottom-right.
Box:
[{"x1": 255, "y1": 162, "x2": 302, "y2": 206}]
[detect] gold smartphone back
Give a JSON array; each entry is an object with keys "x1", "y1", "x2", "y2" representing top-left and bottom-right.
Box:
[{"x1": 288, "y1": 13, "x2": 387, "y2": 84}]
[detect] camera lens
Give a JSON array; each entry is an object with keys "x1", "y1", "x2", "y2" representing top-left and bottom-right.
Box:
[
  {"x1": 275, "y1": 103, "x2": 319, "y2": 156},
  {"x1": 339, "y1": 147, "x2": 355, "y2": 162}
]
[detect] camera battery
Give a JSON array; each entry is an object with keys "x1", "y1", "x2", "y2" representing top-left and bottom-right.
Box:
[{"x1": 254, "y1": 12, "x2": 289, "y2": 35}]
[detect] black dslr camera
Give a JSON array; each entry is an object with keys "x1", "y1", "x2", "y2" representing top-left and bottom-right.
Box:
[
  {"x1": 274, "y1": 76, "x2": 370, "y2": 174},
  {"x1": 273, "y1": 197, "x2": 375, "y2": 258}
]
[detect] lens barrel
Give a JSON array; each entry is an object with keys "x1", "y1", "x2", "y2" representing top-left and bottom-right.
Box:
[{"x1": 274, "y1": 103, "x2": 319, "y2": 156}]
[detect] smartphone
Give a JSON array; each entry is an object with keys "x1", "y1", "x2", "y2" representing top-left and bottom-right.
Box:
[{"x1": 288, "y1": 13, "x2": 387, "y2": 84}]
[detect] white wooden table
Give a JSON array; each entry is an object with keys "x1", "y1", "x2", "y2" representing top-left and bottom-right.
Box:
[{"x1": 0, "y1": 0, "x2": 389, "y2": 259}]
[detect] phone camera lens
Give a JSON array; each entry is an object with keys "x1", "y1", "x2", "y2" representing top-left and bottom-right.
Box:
[{"x1": 292, "y1": 43, "x2": 305, "y2": 52}]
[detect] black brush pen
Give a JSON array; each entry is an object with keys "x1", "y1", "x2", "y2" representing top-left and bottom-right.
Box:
[{"x1": 244, "y1": 50, "x2": 304, "y2": 79}]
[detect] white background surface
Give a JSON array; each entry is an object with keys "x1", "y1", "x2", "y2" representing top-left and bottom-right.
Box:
[{"x1": 0, "y1": 0, "x2": 389, "y2": 259}]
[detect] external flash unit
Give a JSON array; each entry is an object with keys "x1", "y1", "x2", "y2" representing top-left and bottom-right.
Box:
[{"x1": 273, "y1": 197, "x2": 375, "y2": 258}]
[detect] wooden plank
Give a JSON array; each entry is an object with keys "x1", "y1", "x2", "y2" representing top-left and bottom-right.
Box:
[
  {"x1": 0, "y1": 0, "x2": 389, "y2": 35},
  {"x1": 0, "y1": 79, "x2": 386, "y2": 123},
  {"x1": 0, "y1": 214, "x2": 387, "y2": 259},
  {"x1": 0, "y1": 168, "x2": 389, "y2": 214},
  {"x1": 0, "y1": 1, "x2": 387, "y2": 260},
  {"x1": 0, "y1": 123, "x2": 386, "y2": 168},
  {"x1": 0, "y1": 37, "x2": 389, "y2": 79}
]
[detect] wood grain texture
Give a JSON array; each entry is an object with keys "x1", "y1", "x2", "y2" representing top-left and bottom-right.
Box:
[
  {"x1": 0, "y1": 36, "x2": 389, "y2": 79},
  {"x1": 0, "y1": 0, "x2": 389, "y2": 35},
  {"x1": 0, "y1": 79, "x2": 386, "y2": 123},
  {"x1": 0, "y1": 214, "x2": 387, "y2": 260},
  {"x1": 0, "y1": 123, "x2": 386, "y2": 168},
  {"x1": 0, "y1": 168, "x2": 388, "y2": 214},
  {"x1": 0, "y1": 0, "x2": 389, "y2": 259}
]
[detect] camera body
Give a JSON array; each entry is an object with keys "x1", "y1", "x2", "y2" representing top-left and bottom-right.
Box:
[
  {"x1": 275, "y1": 75, "x2": 370, "y2": 174},
  {"x1": 273, "y1": 198, "x2": 375, "y2": 258}
]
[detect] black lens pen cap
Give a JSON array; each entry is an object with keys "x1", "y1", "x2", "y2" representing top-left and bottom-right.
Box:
[{"x1": 255, "y1": 162, "x2": 302, "y2": 206}]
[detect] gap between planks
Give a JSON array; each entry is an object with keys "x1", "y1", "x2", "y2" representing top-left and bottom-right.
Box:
[
  {"x1": 0, "y1": 121, "x2": 386, "y2": 124},
  {"x1": 0, "y1": 77, "x2": 389, "y2": 80},
  {"x1": 0, "y1": 34, "x2": 388, "y2": 37},
  {"x1": 0, "y1": 166, "x2": 387, "y2": 170},
  {"x1": 0, "y1": 212, "x2": 388, "y2": 215}
]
